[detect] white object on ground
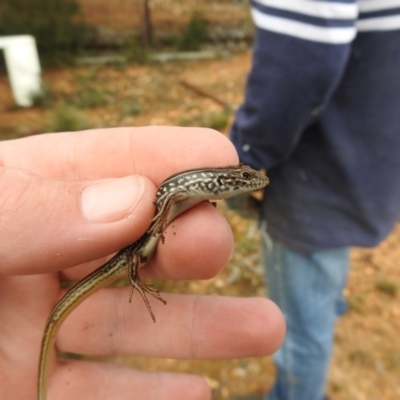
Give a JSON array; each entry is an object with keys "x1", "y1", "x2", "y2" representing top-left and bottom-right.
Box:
[{"x1": 0, "y1": 35, "x2": 42, "y2": 107}]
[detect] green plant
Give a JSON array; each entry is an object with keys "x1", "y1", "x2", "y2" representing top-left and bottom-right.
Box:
[
  {"x1": 177, "y1": 11, "x2": 208, "y2": 51},
  {"x1": 29, "y1": 81, "x2": 53, "y2": 108},
  {"x1": 69, "y1": 73, "x2": 109, "y2": 108},
  {"x1": 73, "y1": 86, "x2": 109, "y2": 109},
  {"x1": 204, "y1": 110, "x2": 230, "y2": 130},
  {"x1": 0, "y1": 0, "x2": 88, "y2": 66},
  {"x1": 46, "y1": 104, "x2": 89, "y2": 132},
  {"x1": 123, "y1": 36, "x2": 148, "y2": 63},
  {"x1": 123, "y1": 101, "x2": 142, "y2": 116},
  {"x1": 375, "y1": 279, "x2": 398, "y2": 296},
  {"x1": 178, "y1": 110, "x2": 230, "y2": 131},
  {"x1": 347, "y1": 293, "x2": 365, "y2": 313}
]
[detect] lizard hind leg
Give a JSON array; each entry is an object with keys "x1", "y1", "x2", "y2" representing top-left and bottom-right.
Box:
[{"x1": 128, "y1": 253, "x2": 167, "y2": 323}]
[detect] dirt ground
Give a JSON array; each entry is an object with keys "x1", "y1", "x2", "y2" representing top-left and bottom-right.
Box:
[
  {"x1": 77, "y1": 0, "x2": 251, "y2": 33},
  {"x1": 1, "y1": 51, "x2": 399, "y2": 399}
]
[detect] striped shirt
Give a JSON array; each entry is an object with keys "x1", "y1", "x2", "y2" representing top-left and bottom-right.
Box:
[
  {"x1": 251, "y1": 0, "x2": 400, "y2": 43},
  {"x1": 230, "y1": 0, "x2": 400, "y2": 252}
]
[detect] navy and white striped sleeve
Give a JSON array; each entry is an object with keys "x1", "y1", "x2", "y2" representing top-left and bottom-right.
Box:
[
  {"x1": 357, "y1": 0, "x2": 400, "y2": 31},
  {"x1": 251, "y1": 0, "x2": 357, "y2": 44},
  {"x1": 231, "y1": 0, "x2": 400, "y2": 169},
  {"x1": 231, "y1": 1, "x2": 358, "y2": 169}
]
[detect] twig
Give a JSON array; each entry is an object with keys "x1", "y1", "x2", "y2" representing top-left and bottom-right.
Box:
[{"x1": 179, "y1": 79, "x2": 235, "y2": 111}]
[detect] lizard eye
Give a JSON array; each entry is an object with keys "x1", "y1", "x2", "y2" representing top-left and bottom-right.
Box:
[{"x1": 241, "y1": 171, "x2": 252, "y2": 179}]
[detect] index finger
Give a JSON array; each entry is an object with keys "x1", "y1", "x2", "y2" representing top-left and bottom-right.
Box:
[{"x1": 0, "y1": 127, "x2": 239, "y2": 184}]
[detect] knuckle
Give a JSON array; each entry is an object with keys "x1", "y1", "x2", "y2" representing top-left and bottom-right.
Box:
[{"x1": 0, "y1": 167, "x2": 57, "y2": 230}]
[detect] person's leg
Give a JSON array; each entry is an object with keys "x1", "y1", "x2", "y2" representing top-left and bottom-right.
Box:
[{"x1": 261, "y1": 231, "x2": 349, "y2": 400}]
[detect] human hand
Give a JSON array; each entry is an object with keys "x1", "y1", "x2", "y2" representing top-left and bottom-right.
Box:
[{"x1": 0, "y1": 126, "x2": 285, "y2": 400}]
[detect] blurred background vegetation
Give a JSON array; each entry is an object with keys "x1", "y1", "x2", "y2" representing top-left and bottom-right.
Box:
[
  {"x1": 0, "y1": 0, "x2": 253, "y2": 66},
  {"x1": 0, "y1": 0, "x2": 253, "y2": 135},
  {"x1": 0, "y1": 0, "x2": 87, "y2": 65}
]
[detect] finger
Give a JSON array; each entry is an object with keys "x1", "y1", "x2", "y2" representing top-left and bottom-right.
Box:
[
  {"x1": 147, "y1": 202, "x2": 234, "y2": 280},
  {"x1": 63, "y1": 202, "x2": 234, "y2": 282},
  {"x1": 58, "y1": 290, "x2": 286, "y2": 359},
  {"x1": 0, "y1": 275, "x2": 210, "y2": 400},
  {"x1": 0, "y1": 167, "x2": 156, "y2": 275},
  {"x1": 51, "y1": 361, "x2": 210, "y2": 400},
  {"x1": 0, "y1": 127, "x2": 239, "y2": 183},
  {"x1": 0, "y1": 274, "x2": 58, "y2": 399}
]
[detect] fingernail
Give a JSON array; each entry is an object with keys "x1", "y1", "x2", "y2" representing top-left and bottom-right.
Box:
[{"x1": 81, "y1": 175, "x2": 145, "y2": 223}]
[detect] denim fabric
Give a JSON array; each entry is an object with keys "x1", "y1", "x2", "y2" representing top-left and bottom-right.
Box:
[{"x1": 261, "y1": 230, "x2": 349, "y2": 400}]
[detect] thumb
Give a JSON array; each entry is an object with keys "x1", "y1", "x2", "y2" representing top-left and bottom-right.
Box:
[{"x1": 0, "y1": 167, "x2": 156, "y2": 275}]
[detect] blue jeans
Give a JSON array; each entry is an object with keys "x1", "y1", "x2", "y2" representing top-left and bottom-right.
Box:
[{"x1": 261, "y1": 230, "x2": 349, "y2": 400}]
